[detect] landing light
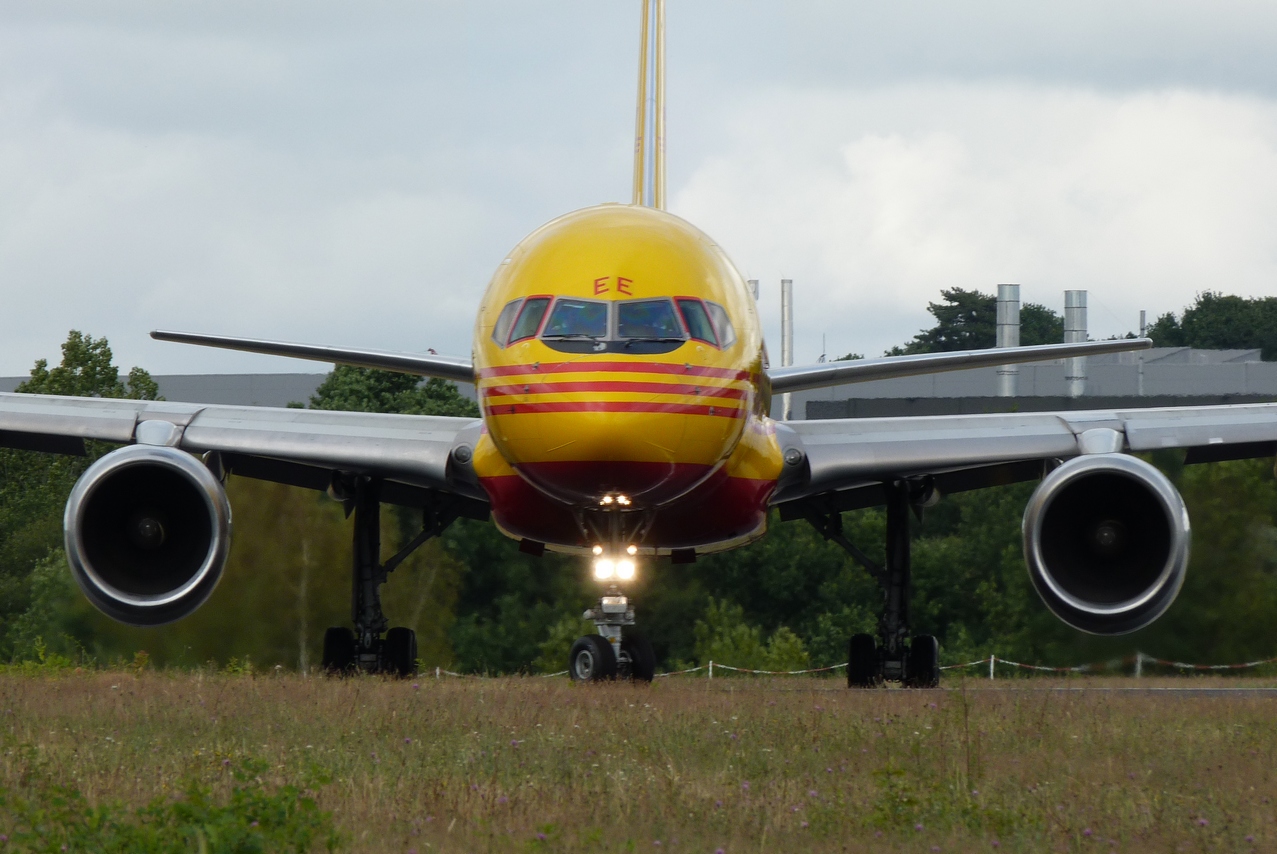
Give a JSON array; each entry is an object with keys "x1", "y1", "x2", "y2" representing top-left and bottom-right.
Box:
[
  {"x1": 617, "y1": 495, "x2": 631, "y2": 506},
  {"x1": 626, "y1": 544, "x2": 638, "y2": 556},
  {"x1": 616, "y1": 559, "x2": 636, "y2": 580},
  {"x1": 593, "y1": 558, "x2": 615, "y2": 580},
  {"x1": 592, "y1": 545, "x2": 604, "y2": 556},
  {"x1": 600, "y1": 496, "x2": 614, "y2": 505}
]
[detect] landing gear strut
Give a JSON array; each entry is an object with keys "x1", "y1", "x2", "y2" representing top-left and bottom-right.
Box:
[
  {"x1": 804, "y1": 479, "x2": 940, "y2": 688},
  {"x1": 321, "y1": 476, "x2": 459, "y2": 677},
  {"x1": 570, "y1": 587, "x2": 655, "y2": 682}
]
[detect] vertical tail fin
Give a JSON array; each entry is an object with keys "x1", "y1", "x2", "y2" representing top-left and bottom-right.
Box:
[
  {"x1": 631, "y1": 0, "x2": 650, "y2": 206},
  {"x1": 631, "y1": 0, "x2": 666, "y2": 209},
  {"x1": 653, "y1": 0, "x2": 666, "y2": 210}
]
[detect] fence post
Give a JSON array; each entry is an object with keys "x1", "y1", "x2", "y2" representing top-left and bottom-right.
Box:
[
  {"x1": 989, "y1": 655, "x2": 995, "y2": 680},
  {"x1": 709, "y1": 660, "x2": 714, "y2": 680},
  {"x1": 1134, "y1": 652, "x2": 1143, "y2": 678},
  {"x1": 435, "y1": 666, "x2": 440, "y2": 679}
]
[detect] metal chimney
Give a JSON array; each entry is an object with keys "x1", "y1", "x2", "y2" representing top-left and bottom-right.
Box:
[
  {"x1": 996, "y1": 284, "x2": 1020, "y2": 397},
  {"x1": 781, "y1": 278, "x2": 793, "y2": 420},
  {"x1": 747, "y1": 279, "x2": 759, "y2": 300},
  {"x1": 1138, "y1": 309, "x2": 1146, "y2": 396},
  {"x1": 1064, "y1": 290, "x2": 1087, "y2": 397}
]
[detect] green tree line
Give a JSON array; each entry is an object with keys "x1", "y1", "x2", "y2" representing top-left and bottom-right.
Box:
[{"x1": 5, "y1": 295, "x2": 1277, "y2": 674}]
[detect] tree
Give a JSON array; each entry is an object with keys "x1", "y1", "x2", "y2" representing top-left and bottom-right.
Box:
[
  {"x1": 1147, "y1": 292, "x2": 1277, "y2": 359},
  {"x1": 0, "y1": 332, "x2": 158, "y2": 659},
  {"x1": 310, "y1": 367, "x2": 478, "y2": 417},
  {"x1": 889, "y1": 288, "x2": 1064, "y2": 355}
]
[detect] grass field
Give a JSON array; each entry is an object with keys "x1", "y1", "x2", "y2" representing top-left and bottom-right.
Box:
[{"x1": 0, "y1": 672, "x2": 1274, "y2": 852}]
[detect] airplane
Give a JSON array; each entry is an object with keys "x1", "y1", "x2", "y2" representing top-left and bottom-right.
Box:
[{"x1": 1, "y1": 0, "x2": 1265, "y2": 687}]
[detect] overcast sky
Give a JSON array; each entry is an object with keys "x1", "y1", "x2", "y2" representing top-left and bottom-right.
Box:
[{"x1": 3, "y1": 1, "x2": 1276, "y2": 375}]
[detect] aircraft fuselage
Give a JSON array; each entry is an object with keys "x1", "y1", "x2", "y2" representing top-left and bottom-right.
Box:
[{"x1": 471, "y1": 204, "x2": 783, "y2": 555}]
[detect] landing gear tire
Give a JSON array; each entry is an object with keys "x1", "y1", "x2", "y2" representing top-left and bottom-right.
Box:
[
  {"x1": 620, "y1": 633, "x2": 656, "y2": 683},
  {"x1": 383, "y1": 627, "x2": 418, "y2": 677},
  {"x1": 322, "y1": 627, "x2": 356, "y2": 674},
  {"x1": 905, "y1": 635, "x2": 940, "y2": 688},
  {"x1": 569, "y1": 635, "x2": 617, "y2": 682},
  {"x1": 847, "y1": 633, "x2": 878, "y2": 688}
]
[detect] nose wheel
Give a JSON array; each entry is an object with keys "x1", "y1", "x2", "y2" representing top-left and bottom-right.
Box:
[{"x1": 569, "y1": 587, "x2": 655, "y2": 682}]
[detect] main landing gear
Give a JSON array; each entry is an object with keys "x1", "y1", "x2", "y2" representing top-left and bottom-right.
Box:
[
  {"x1": 804, "y1": 479, "x2": 940, "y2": 689},
  {"x1": 321, "y1": 476, "x2": 461, "y2": 677}
]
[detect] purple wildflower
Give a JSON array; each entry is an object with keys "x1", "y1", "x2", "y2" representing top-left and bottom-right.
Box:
[
  {"x1": 497, "y1": 796, "x2": 508, "y2": 805},
  {"x1": 915, "y1": 823, "x2": 924, "y2": 831},
  {"x1": 1083, "y1": 828, "x2": 1092, "y2": 837},
  {"x1": 1198, "y1": 818, "x2": 1209, "y2": 827},
  {"x1": 405, "y1": 737, "x2": 412, "y2": 744},
  {"x1": 741, "y1": 781, "x2": 750, "y2": 792}
]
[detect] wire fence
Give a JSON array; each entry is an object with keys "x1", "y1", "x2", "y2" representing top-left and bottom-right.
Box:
[{"x1": 427, "y1": 652, "x2": 1277, "y2": 681}]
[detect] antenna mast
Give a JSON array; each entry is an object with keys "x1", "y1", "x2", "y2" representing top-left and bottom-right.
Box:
[{"x1": 631, "y1": 0, "x2": 666, "y2": 208}]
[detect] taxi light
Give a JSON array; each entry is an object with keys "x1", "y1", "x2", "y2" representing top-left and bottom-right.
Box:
[
  {"x1": 626, "y1": 544, "x2": 638, "y2": 556},
  {"x1": 600, "y1": 495, "x2": 614, "y2": 505},
  {"x1": 617, "y1": 495, "x2": 632, "y2": 506},
  {"x1": 592, "y1": 545, "x2": 604, "y2": 556},
  {"x1": 593, "y1": 558, "x2": 615, "y2": 580},
  {"x1": 616, "y1": 559, "x2": 636, "y2": 580}
]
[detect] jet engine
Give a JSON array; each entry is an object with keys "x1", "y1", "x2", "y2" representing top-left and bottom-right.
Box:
[
  {"x1": 1022, "y1": 453, "x2": 1189, "y2": 635},
  {"x1": 64, "y1": 444, "x2": 232, "y2": 626}
]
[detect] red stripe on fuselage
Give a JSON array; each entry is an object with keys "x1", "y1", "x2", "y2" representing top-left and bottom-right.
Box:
[
  {"x1": 483, "y1": 401, "x2": 745, "y2": 418},
  {"x1": 477, "y1": 361, "x2": 752, "y2": 381},
  {"x1": 481, "y1": 381, "x2": 748, "y2": 399}
]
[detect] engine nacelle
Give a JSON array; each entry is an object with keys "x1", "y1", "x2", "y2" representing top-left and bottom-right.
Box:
[
  {"x1": 1023, "y1": 453, "x2": 1189, "y2": 635},
  {"x1": 64, "y1": 444, "x2": 232, "y2": 626}
]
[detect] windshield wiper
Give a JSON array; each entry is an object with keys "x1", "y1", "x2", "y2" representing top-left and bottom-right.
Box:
[
  {"x1": 623, "y1": 336, "x2": 686, "y2": 348},
  {"x1": 542, "y1": 333, "x2": 604, "y2": 341}
]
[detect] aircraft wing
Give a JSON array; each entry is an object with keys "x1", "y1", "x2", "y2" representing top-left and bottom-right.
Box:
[
  {"x1": 767, "y1": 338, "x2": 1152, "y2": 394},
  {"x1": 773, "y1": 401, "x2": 1277, "y2": 510},
  {"x1": 0, "y1": 391, "x2": 486, "y2": 508},
  {"x1": 150, "y1": 330, "x2": 474, "y2": 384}
]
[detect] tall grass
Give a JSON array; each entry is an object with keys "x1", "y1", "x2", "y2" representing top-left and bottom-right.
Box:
[{"x1": 0, "y1": 672, "x2": 1273, "y2": 851}]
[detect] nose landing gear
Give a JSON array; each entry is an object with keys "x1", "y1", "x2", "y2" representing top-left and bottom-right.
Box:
[{"x1": 570, "y1": 589, "x2": 655, "y2": 682}]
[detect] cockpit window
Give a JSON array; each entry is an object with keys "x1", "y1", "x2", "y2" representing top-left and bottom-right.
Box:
[
  {"x1": 492, "y1": 299, "x2": 522, "y2": 346},
  {"x1": 508, "y1": 296, "x2": 551, "y2": 343},
  {"x1": 676, "y1": 298, "x2": 718, "y2": 346},
  {"x1": 542, "y1": 298, "x2": 608, "y2": 339},
  {"x1": 705, "y1": 301, "x2": 737, "y2": 348},
  {"x1": 617, "y1": 298, "x2": 684, "y2": 341}
]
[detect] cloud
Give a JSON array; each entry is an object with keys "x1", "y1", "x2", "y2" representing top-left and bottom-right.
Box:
[
  {"x1": 674, "y1": 83, "x2": 1277, "y2": 362},
  {"x1": 3, "y1": 4, "x2": 1277, "y2": 374}
]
